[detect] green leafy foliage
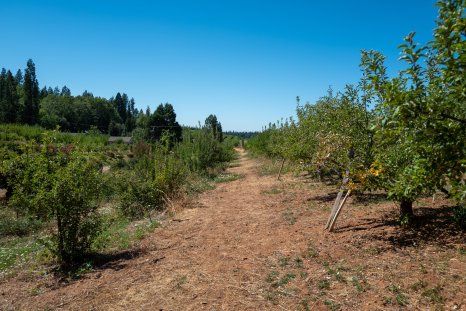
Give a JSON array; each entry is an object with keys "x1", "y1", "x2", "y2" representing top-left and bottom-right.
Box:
[
  {"x1": 205, "y1": 114, "x2": 223, "y2": 142},
  {"x1": 118, "y1": 121, "x2": 235, "y2": 220},
  {"x1": 248, "y1": 86, "x2": 372, "y2": 183},
  {"x1": 147, "y1": 103, "x2": 182, "y2": 142},
  {"x1": 2, "y1": 131, "x2": 103, "y2": 268},
  {"x1": 360, "y1": 1, "x2": 466, "y2": 218},
  {"x1": 119, "y1": 139, "x2": 186, "y2": 219},
  {"x1": 177, "y1": 126, "x2": 236, "y2": 174}
]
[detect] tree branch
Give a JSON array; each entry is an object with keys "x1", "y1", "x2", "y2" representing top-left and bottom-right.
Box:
[{"x1": 440, "y1": 113, "x2": 466, "y2": 125}]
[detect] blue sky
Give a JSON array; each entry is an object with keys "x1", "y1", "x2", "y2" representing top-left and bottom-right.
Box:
[{"x1": 1, "y1": 0, "x2": 438, "y2": 131}]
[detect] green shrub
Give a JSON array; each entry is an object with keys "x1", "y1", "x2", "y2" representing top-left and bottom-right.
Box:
[
  {"x1": 2, "y1": 131, "x2": 102, "y2": 269},
  {"x1": 119, "y1": 179, "x2": 163, "y2": 219},
  {"x1": 118, "y1": 140, "x2": 186, "y2": 219},
  {"x1": 51, "y1": 157, "x2": 102, "y2": 267},
  {"x1": 177, "y1": 128, "x2": 235, "y2": 174}
]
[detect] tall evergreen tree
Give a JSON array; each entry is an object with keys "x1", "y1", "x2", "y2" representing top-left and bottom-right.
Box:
[
  {"x1": 0, "y1": 69, "x2": 6, "y2": 122},
  {"x1": 3, "y1": 71, "x2": 19, "y2": 123},
  {"x1": 40, "y1": 86, "x2": 49, "y2": 99},
  {"x1": 15, "y1": 69, "x2": 23, "y2": 85},
  {"x1": 61, "y1": 85, "x2": 71, "y2": 96},
  {"x1": 217, "y1": 122, "x2": 224, "y2": 142},
  {"x1": 205, "y1": 114, "x2": 223, "y2": 142},
  {"x1": 148, "y1": 103, "x2": 182, "y2": 142},
  {"x1": 0, "y1": 69, "x2": 6, "y2": 96},
  {"x1": 125, "y1": 97, "x2": 136, "y2": 132},
  {"x1": 130, "y1": 98, "x2": 136, "y2": 115},
  {"x1": 114, "y1": 92, "x2": 127, "y2": 124},
  {"x1": 23, "y1": 59, "x2": 40, "y2": 124},
  {"x1": 82, "y1": 90, "x2": 93, "y2": 97},
  {"x1": 121, "y1": 93, "x2": 129, "y2": 123}
]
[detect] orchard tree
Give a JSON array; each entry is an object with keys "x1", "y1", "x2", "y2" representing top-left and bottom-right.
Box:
[{"x1": 362, "y1": 0, "x2": 466, "y2": 221}]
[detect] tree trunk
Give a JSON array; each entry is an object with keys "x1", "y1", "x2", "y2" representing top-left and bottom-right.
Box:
[
  {"x1": 56, "y1": 211, "x2": 68, "y2": 268},
  {"x1": 400, "y1": 199, "x2": 414, "y2": 221}
]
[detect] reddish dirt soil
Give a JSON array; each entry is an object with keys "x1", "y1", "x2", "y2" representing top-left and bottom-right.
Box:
[{"x1": 1, "y1": 149, "x2": 465, "y2": 310}]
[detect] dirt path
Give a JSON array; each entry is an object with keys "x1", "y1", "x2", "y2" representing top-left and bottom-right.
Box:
[
  {"x1": 3, "y1": 149, "x2": 299, "y2": 310},
  {"x1": 1, "y1": 149, "x2": 465, "y2": 310}
]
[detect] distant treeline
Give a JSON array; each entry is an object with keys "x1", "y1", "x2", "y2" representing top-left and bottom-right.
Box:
[
  {"x1": 0, "y1": 59, "x2": 144, "y2": 136},
  {"x1": 223, "y1": 131, "x2": 258, "y2": 139},
  {"x1": 0, "y1": 59, "x2": 229, "y2": 141}
]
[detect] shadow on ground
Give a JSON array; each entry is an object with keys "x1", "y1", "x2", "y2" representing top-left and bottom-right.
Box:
[
  {"x1": 89, "y1": 249, "x2": 145, "y2": 271},
  {"x1": 335, "y1": 205, "x2": 465, "y2": 249},
  {"x1": 310, "y1": 191, "x2": 339, "y2": 203}
]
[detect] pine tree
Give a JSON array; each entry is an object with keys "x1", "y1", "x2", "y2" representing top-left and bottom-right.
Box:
[
  {"x1": 0, "y1": 68, "x2": 6, "y2": 122},
  {"x1": 15, "y1": 69, "x2": 23, "y2": 85},
  {"x1": 217, "y1": 122, "x2": 224, "y2": 142},
  {"x1": 23, "y1": 59, "x2": 40, "y2": 124},
  {"x1": 114, "y1": 92, "x2": 127, "y2": 123},
  {"x1": 4, "y1": 71, "x2": 19, "y2": 123},
  {"x1": 148, "y1": 103, "x2": 182, "y2": 142},
  {"x1": 125, "y1": 97, "x2": 136, "y2": 132},
  {"x1": 130, "y1": 98, "x2": 136, "y2": 115},
  {"x1": 82, "y1": 90, "x2": 93, "y2": 97},
  {"x1": 40, "y1": 86, "x2": 49, "y2": 99},
  {"x1": 205, "y1": 114, "x2": 223, "y2": 142},
  {"x1": 121, "y1": 93, "x2": 129, "y2": 123},
  {"x1": 61, "y1": 85, "x2": 71, "y2": 96}
]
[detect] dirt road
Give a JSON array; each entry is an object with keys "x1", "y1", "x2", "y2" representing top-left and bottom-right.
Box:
[{"x1": 1, "y1": 149, "x2": 465, "y2": 310}]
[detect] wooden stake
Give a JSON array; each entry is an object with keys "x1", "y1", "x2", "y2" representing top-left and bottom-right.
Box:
[
  {"x1": 325, "y1": 174, "x2": 349, "y2": 229},
  {"x1": 328, "y1": 189, "x2": 352, "y2": 232},
  {"x1": 277, "y1": 158, "x2": 286, "y2": 180},
  {"x1": 325, "y1": 190, "x2": 344, "y2": 229}
]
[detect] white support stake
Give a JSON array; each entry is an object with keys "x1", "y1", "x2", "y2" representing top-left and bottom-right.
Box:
[
  {"x1": 325, "y1": 190, "x2": 344, "y2": 229},
  {"x1": 328, "y1": 189, "x2": 352, "y2": 232}
]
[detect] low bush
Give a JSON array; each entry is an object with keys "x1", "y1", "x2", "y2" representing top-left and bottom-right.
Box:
[{"x1": 2, "y1": 131, "x2": 103, "y2": 269}]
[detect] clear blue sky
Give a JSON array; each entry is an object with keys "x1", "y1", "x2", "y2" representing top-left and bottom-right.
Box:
[{"x1": 1, "y1": 0, "x2": 438, "y2": 131}]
